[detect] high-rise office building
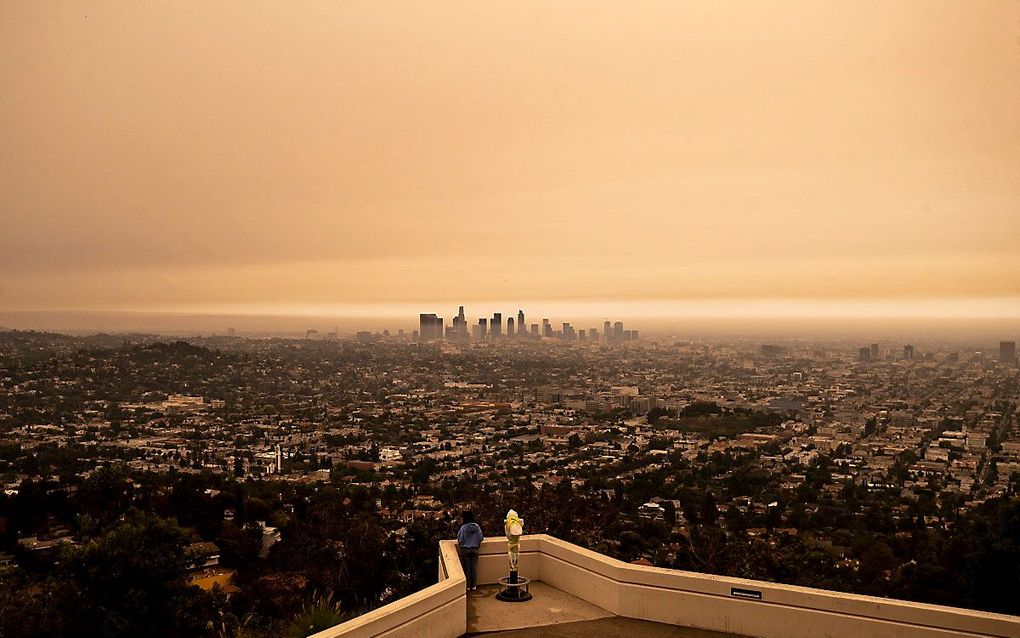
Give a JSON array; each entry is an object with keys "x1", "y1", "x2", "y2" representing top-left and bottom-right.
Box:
[
  {"x1": 858, "y1": 347, "x2": 871, "y2": 362},
  {"x1": 419, "y1": 314, "x2": 444, "y2": 341},
  {"x1": 507, "y1": 317, "x2": 515, "y2": 335},
  {"x1": 543, "y1": 318, "x2": 552, "y2": 338},
  {"x1": 870, "y1": 343, "x2": 879, "y2": 360},
  {"x1": 531, "y1": 323, "x2": 539, "y2": 336},
  {"x1": 478, "y1": 318, "x2": 488, "y2": 340},
  {"x1": 614, "y1": 321, "x2": 624, "y2": 341},
  {"x1": 603, "y1": 320, "x2": 611, "y2": 340},
  {"x1": 491, "y1": 313, "x2": 502, "y2": 338},
  {"x1": 452, "y1": 306, "x2": 468, "y2": 340},
  {"x1": 1001, "y1": 341, "x2": 1017, "y2": 364},
  {"x1": 903, "y1": 344, "x2": 914, "y2": 360},
  {"x1": 589, "y1": 328, "x2": 598, "y2": 341},
  {"x1": 518, "y1": 310, "x2": 526, "y2": 336}
]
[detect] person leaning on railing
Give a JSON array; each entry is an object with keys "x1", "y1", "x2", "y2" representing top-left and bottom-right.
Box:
[{"x1": 456, "y1": 511, "x2": 484, "y2": 591}]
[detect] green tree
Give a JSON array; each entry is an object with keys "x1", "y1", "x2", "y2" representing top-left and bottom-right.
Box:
[{"x1": 56, "y1": 510, "x2": 215, "y2": 638}]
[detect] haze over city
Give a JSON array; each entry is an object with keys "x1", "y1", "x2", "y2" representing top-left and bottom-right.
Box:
[
  {"x1": 2, "y1": 3, "x2": 1020, "y2": 638},
  {"x1": 2, "y1": 1, "x2": 1019, "y2": 335}
]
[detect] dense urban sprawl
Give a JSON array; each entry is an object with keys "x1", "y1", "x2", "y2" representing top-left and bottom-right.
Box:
[{"x1": 0, "y1": 329, "x2": 1017, "y2": 637}]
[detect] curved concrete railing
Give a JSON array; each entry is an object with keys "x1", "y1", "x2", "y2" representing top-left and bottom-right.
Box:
[
  {"x1": 310, "y1": 533, "x2": 1018, "y2": 638},
  {"x1": 308, "y1": 539, "x2": 466, "y2": 638},
  {"x1": 487, "y1": 535, "x2": 1017, "y2": 638}
]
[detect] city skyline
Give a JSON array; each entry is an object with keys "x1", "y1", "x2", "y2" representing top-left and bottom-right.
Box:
[
  {"x1": 3, "y1": 306, "x2": 1019, "y2": 341},
  {"x1": 418, "y1": 306, "x2": 638, "y2": 342}
]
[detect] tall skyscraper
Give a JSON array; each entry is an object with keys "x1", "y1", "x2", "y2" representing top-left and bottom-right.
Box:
[
  {"x1": 419, "y1": 314, "x2": 444, "y2": 341},
  {"x1": 588, "y1": 328, "x2": 598, "y2": 341},
  {"x1": 491, "y1": 313, "x2": 502, "y2": 338},
  {"x1": 870, "y1": 343, "x2": 879, "y2": 360},
  {"x1": 603, "y1": 320, "x2": 611, "y2": 340},
  {"x1": 518, "y1": 310, "x2": 526, "y2": 336},
  {"x1": 858, "y1": 347, "x2": 871, "y2": 362},
  {"x1": 507, "y1": 317, "x2": 515, "y2": 335},
  {"x1": 452, "y1": 306, "x2": 468, "y2": 340},
  {"x1": 614, "y1": 321, "x2": 624, "y2": 341},
  {"x1": 903, "y1": 344, "x2": 914, "y2": 360},
  {"x1": 542, "y1": 318, "x2": 552, "y2": 338},
  {"x1": 1001, "y1": 341, "x2": 1017, "y2": 364},
  {"x1": 478, "y1": 318, "x2": 487, "y2": 340},
  {"x1": 531, "y1": 323, "x2": 539, "y2": 336}
]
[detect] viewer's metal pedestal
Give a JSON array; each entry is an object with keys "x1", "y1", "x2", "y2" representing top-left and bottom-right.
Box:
[{"x1": 495, "y1": 570, "x2": 533, "y2": 602}]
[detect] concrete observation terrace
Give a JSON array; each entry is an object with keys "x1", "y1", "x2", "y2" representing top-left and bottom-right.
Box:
[{"x1": 310, "y1": 534, "x2": 1018, "y2": 638}]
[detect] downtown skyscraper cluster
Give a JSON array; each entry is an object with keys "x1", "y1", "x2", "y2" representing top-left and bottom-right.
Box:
[{"x1": 418, "y1": 307, "x2": 638, "y2": 343}]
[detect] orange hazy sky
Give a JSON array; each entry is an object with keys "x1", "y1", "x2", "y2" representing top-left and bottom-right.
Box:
[{"x1": 2, "y1": 1, "x2": 1019, "y2": 320}]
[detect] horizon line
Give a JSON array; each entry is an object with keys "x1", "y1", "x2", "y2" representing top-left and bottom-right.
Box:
[{"x1": 4, "y1": 296, "x2": 1020, "y2": 321}]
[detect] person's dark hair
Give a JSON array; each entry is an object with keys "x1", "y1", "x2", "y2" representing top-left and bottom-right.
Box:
[{"x1": 462, "y1": 511, "x2": 475, "y2": 524}]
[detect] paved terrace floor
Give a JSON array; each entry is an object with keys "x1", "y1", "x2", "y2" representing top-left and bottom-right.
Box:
[
  {"x1": 466, "y1": 582, "x2": 746, "y2": 638},
  {"x1": 472, "y1": 617, "x2": 748, "y2": 638}
]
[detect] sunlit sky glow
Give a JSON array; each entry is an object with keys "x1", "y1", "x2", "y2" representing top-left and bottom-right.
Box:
[
  {"x1": 153, "y1": 298, "x2": 1020, "y2": 322},
  {"x1": 2, "y1": 1, "x2": 1019, "y2": 326}
]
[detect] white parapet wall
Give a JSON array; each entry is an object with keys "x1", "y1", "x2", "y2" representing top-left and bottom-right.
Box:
[
  {"x1": 484, "y1": 535, "x2": 1017, "y2": 638},
  {"x1": 307, "y1": 539, "x2": 466, "y2": 638},
  {"x1": 310, "y1": 534, "x2": 1018, "y2": 638}
]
